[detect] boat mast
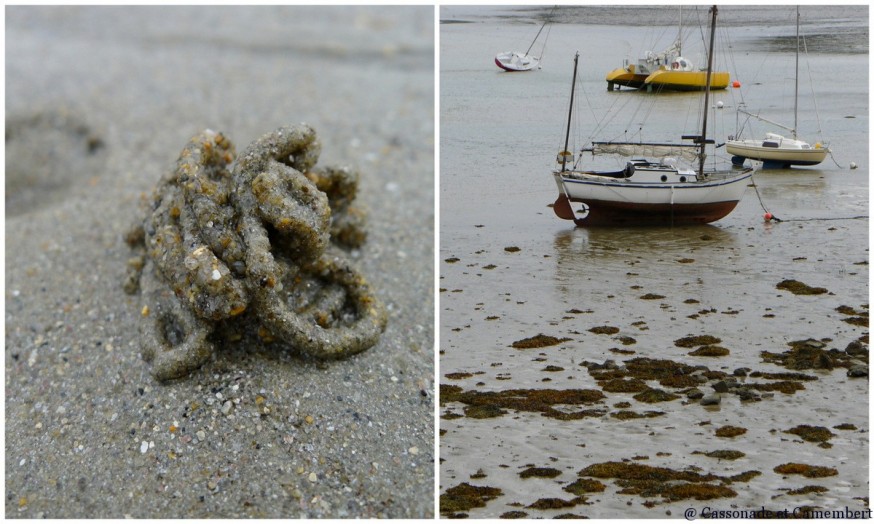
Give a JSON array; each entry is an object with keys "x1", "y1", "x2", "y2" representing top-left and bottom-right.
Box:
[
  {"x1": 525, "y1": 7, "x2": 554, "y2": 56},
  {"x1": 793, "y1": 5, "x2": 799, "y2": 139},
  {"x1": 698, "y1": 5, "x2": 717, "y2": 176},
  {"x1": 561, "y1": 52, "x2": 579, "y2": 172}
]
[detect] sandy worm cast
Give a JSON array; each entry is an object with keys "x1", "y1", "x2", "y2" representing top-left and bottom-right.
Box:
[{"x1": 125, "y1": 125, "x2": 386, "y2": 381}]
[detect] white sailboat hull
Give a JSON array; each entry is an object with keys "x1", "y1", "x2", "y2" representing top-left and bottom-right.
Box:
[
  {"x1": 552, "y1": 166, "x2": 752, "y2": 226},
  {"x1": 729, "y1": 9, "x2": 830, "y2": 169},
  {"x1": 726, "y1": 136, "x2": 828, "y2": 167},
  {"x1": 495, "y1": 51, "x2": 540, "y2": 71}
]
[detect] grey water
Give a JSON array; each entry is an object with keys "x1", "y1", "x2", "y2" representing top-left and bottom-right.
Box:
[{"x1": 440, "y1": 5, "x2": 868, "y2": 518}]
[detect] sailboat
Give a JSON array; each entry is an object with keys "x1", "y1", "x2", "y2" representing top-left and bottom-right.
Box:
[
  {"x1": 606, "y1": 7, "x2": 730, "y2": 92},
  {"x1": 495, "y1": 8, "x2": 553, "y2": 72},
  {"x1": 725, "y1": 7, "x2": 829, "y2": 168},
  {"x1": 552, "y1": 6, "x2": 752, "y2": 227}
]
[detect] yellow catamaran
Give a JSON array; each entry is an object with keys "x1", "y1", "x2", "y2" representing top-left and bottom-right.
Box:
[{"x1": 606, "y1": 6, "x2": 730, "y2": 92}]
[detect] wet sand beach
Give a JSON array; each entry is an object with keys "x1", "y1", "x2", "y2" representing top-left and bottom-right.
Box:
[
  {"x1": 439, "y1": 5, "x2": 868, "y2": 519},
  {"x1": 6, "y1": 6, "x2": 434, "y2": 518}
]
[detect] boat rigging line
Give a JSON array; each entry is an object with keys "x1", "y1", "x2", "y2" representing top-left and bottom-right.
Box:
[
  {"x1": 526, "y1": 5, "x2": 557, "y2": 66},
  {"x1": 749, "y1": 171, "x2": 867, "y2": 224}
]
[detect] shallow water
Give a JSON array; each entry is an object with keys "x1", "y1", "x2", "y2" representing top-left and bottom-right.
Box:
[{"x1": 439, "y1": 5, "x2": 868, "y2": 519}]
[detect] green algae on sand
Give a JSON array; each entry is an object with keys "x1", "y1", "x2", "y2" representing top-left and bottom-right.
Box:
[
  {"x1": 526, "y1": 497, "x2": 584, "y2": 510},
  {"x1": 693, "y1": 450, "x2": 746, "y2": 460},
  {"x1": 464, "y1": 404, "x2": 508, "y2": 419},
  {"x1": 577, "y1": 461, "x2": 758, "y2": 501},
  {"x1": 674, "y1": 335, "x2": 722, "y2": 348},
  {"x1": 689, "y1": 345, "x2": 730, "y2": 357},
  {"x1": 579, "y1": 462, "x2": 717, "y2": 483},
  {"x1": 439, "y1": 386, "x2": 606, "y2": 420},
  {"x1": 774, "y1": 463, "x2": 838, "y2": 478},
  {"x1": 600, "y1": 378, "x2": 647, "y2": 393},
  {"x1": 747, "y1": 380, "x2": 805, "y2": 394},
  {"x1": 511, "y1": 334, "x2": 571, "y2": 349},
  {"x1": 563, "y1": 478, "x2": 606, "y2": 495},
  {"x1": 632, "y1": 388, "x2": 680, "y2": 403},
  {"x1": 589, "y1": 326, "x2": 620, "y2": 335},
  {"x1": 787, "y1": 485, "x2": 829, "y2": 495},
  {"x1": 714, "y1": 425, "x2": 747, "y2": 438},
  {"x1": 610, "y1": 410, "x2": 666, "y2": 420},
  {"x1": 836, "y1": 305, "x2": 869, "y2": 327},
  {"x1": 785, "y1": 425, "x2": 835, "y2": 443},
  {"x1": 761, "y1": 339, "x2": 866, "y2": 371},
  {"x1": 440, "y1": 483, "x2": 503, "y2": 515},
  {"x1": 519, "y1": 467, "x2": 562, "y2": 479},
  {"x1": 440, "y1": 384, "x2": 464, "y2": 404},
  {"x1": 776, "y1": 279, "x2": 829, "y2": 295}
]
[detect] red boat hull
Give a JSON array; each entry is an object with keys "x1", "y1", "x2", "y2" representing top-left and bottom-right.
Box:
[{"x1": 553, "y1": 193, "x2": 740, "y2": 227}]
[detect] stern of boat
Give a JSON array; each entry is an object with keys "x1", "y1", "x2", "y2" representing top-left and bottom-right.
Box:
[{"x1": 551, "y1": 171, "x2": 576, "y2": 220}]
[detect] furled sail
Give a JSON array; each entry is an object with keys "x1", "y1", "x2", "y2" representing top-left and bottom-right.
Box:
[
  {"x1": 644, "y1": 39, "x2": 682, "y2": 67},
  {"x1": 590, "y1": 141, "x2": 701, "y2": 162}
]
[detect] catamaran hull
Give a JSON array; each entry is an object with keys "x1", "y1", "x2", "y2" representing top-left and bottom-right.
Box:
[
  {"x1": 552, "y1": 172, "x2": 750, "y2": 226},
  {"x1": 726, "y1": 141, "x2": 828, "y2": 167},
  {"x1": 644, "y1": 70, "x2": 730, "y2": 92},
  {"x1": 605, "y1": 67, "x2": 647, "y2": 90}
]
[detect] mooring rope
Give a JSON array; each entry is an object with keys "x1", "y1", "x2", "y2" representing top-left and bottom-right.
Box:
[
  {"x1": 828, "y1": 148, "x2": 845, "y2": 169},
  {"x1": 749, "y1": 171, "x2": 868, "y2": 223},
  {"x1": 748, "y1": 172, "x2": 781, "y2": 221}
]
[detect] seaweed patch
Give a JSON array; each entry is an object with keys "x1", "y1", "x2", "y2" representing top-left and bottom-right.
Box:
[
  {"x1": 440, "y1": 482, "x2": 503, "y2": 515},
  {"x1": 124, "y1": 125, "x2": 387, "y2": 380},
  {"x1": 563, "y1": 478, "x2": 606, "y2": 495},
  {"x1": 577, "y1": 461, "x2": 757, "y2": 502},
  {"x1": 526, "y1": 497, "x2": 584, "y2": 510},
  {"x1": 773, "y1": 463, "x2": 838, "y2": 478},
  {"x1": 519, "y1": 467, "x2": 562, "y2": 479},
  {"x1": 511, "y1": 334, "x2": 571, "y2": 349},
  {"x1": 761, "y1": 339, "x2": 867, "y2": 371},
  {"x1": 688, "y1": 345, "x2": 731, "y2": 357},
  {"x1": 439, "y1": 386, "x2": 606, "y2": 420},
  {"x1": 776, "y1": 279, "x2": 829, "y2": 295},
  {"x1": 632, "y1": 388, "x2": 680, "y2": 403},
  {"x1": 714, "y1": 425, "x2": 747, "y2": 438},
  {"x1": 784, "y1": 425, "x2": 835, "y2": 444},
  {"x1": 692, "y1": 450, "x2": 746, "y2": 460},
  {"x1": 674, "y1": 335, "x2": 722, "y2": 348},
  {"x1": 786, "y1": 485, "x2": 829, "y2": 496}
]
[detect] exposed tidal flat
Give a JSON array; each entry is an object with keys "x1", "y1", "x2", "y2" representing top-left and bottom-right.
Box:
[{"x1": 439, "y1": 5, "x2": 868, "y2": 519}]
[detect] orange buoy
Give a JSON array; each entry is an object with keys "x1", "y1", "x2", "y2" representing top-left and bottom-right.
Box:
[
  {"x1": 732, "y1": 80, "x2": 741, "y2": 88},
  {"x1": 763, "y1": 212, "x2": 773, "y2": 222}
]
